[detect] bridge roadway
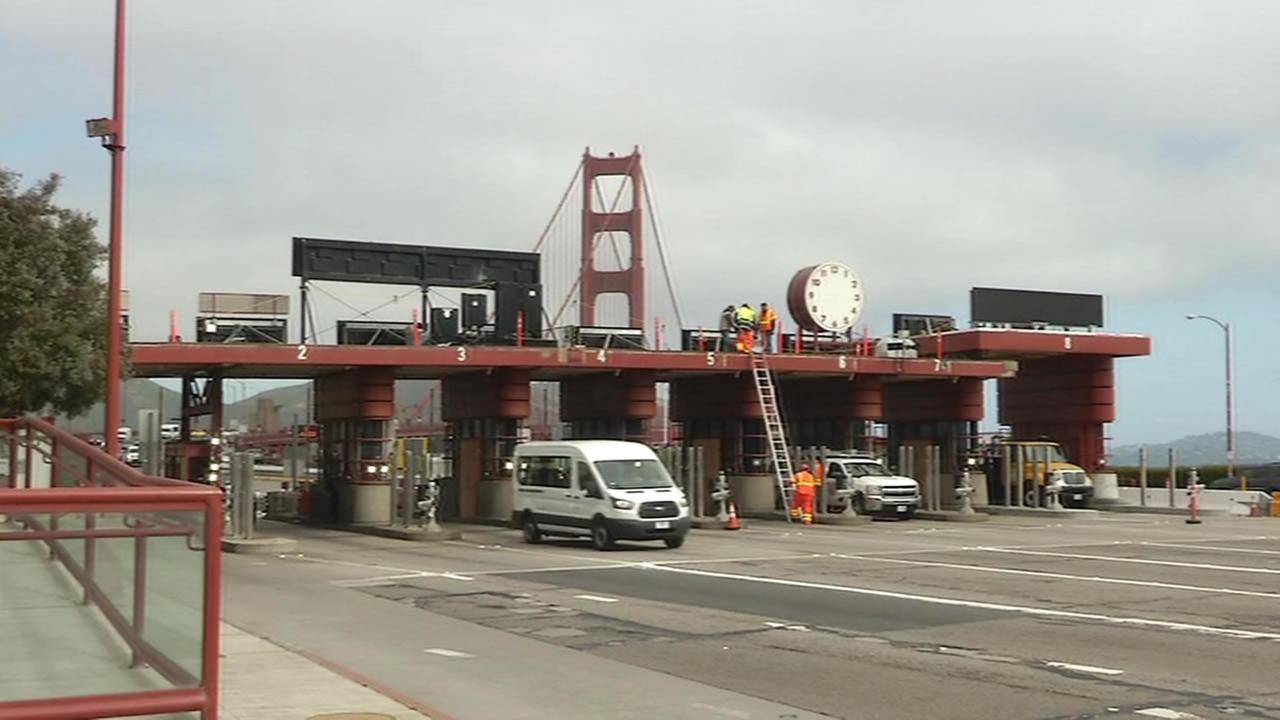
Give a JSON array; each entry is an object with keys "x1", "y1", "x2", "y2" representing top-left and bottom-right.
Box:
[{"x1": 222, "y1": 515, "x2": 1280, "y2": 720}]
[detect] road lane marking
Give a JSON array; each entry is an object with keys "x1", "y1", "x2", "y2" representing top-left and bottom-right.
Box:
[
  {"x1": 829, "y1": 553, "x2": 1280, "y2": 599},
  {"x1": 1140, "y1": 541, "x2": 1280, "y2": 556},
  {"x1": 648, "y1": 565, "x2": 1280, "y2": 641},
  {"x1": 575, "y1": 594, "x2": 619, "y2": 603},
  {"x1": 1045, "y1": 661, "x2": 1124, "y2": 676},
  {"x1": 1135, "y1": 708, "x2": 1201, "y2": 719},
  {"x1": 975, "y1": 547, "x2": 1280, "y2": 575},
  {"x1": 423, "y1": 648, "x2": 473, "y2": 658}
]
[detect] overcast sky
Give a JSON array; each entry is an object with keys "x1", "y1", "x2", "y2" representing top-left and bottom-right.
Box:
[{"x1": 3, "y1": 1, "x2": 1278, "y2": 445}]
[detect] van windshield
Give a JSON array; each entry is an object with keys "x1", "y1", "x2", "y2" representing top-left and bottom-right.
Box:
[{"x1": 594, "y1": 460, "x2": 675, "y2": 490}]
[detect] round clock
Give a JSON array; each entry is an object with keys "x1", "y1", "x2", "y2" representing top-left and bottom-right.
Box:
[{"x1": 786, "y1": 262, "x2": 864, "y2": 333}]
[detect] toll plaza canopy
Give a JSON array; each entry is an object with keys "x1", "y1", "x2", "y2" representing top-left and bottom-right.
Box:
[{"x1": 129, "y1": 342, "x2": 1018, "y2": 381}]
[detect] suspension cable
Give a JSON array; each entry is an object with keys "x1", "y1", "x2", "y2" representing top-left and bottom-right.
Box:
[
  {"x1": 643, "y1": 165, "x2": 686, "y2": 330},
  {"x1": 532, "y1": 158, "x2": 584, "y2": 254}
]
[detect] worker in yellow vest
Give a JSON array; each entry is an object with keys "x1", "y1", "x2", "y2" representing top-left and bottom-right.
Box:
[{"x1": 734, "y1": 303, "x2": 757, "y2": 353}]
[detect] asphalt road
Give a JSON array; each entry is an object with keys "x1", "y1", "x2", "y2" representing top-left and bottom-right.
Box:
[{"x1": 221, "y1": 514, "x2": 1280, "y2": 720}]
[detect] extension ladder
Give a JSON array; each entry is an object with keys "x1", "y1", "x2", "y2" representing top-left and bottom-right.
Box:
[{"x1": 751, "y1": 351, "x2": 795, "y2": 521}]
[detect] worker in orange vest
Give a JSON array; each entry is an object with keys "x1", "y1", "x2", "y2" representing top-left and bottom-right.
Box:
[
  {"x1": 790, "y1": 463, "x2": 816, "y2": 525},
  {"x1": 758, "y1": 302, "x2": 777, "y2": 353}
]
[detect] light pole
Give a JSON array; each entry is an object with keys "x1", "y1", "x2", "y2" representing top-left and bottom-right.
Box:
[
  {"x1": 1186, "y1": 314, "x2": 1233, "y2": 481},
  {"x1": 85, "y1": 0, "x2": 128, "y2": 458}
]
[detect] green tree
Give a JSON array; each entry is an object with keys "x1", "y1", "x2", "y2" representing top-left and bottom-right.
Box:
[{"x1": 0, "y1": 167, "x2": 108, "y2": 417}]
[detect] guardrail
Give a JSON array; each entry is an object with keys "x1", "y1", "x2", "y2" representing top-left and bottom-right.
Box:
[{"x1": 0, "y1": 417, "x2": 222, "y2": 720}]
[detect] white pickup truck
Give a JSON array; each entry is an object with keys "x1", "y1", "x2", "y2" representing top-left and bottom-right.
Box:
[{"x1": 823, "y1": 453, "x2": 921, "y2": 518}]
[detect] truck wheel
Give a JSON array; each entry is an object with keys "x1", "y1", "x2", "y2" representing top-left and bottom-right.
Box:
[
  {"x1": 591, "y1": 522, "x2": 615, "y2": 551},
  {"x1": 522, "y1": 514, "x2": 542, "y2": 544}
]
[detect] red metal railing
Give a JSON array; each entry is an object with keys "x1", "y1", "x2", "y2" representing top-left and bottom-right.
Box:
[{"x1": 0, "y1": 417, "x2": 222, "y2": 720}]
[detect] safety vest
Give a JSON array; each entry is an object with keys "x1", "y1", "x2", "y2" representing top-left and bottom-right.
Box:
[
  {"x1": 793, "y1": 470, "x2": 816, "y2": 490},
  {"x1": 759, "y1": 306, "x2": 777, "y2": 331},
  {"x1": 735, "y1": 306, "x2": 756, "y2": 329}
]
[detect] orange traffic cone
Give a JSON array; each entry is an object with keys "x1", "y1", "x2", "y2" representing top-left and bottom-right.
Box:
[{"x1": 726, "y1": 502, "x2": 741, "y2": 530}]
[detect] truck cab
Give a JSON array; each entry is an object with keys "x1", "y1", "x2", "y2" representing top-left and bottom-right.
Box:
[{"x1": 824, "y1": 453, "x2": 921, "y2": 518}]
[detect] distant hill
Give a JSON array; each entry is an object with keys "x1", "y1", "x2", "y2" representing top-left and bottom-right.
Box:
[{"x1": 1110, "y1": 431, "x2": 1280, "y2": 466}]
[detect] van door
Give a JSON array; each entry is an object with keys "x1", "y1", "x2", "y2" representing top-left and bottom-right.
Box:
[
  {"x1": 573, "y1": 461, "x2": 606, "y2": 523},
  {"x1": 517, "y1": 455, "x2": 574, "y2": 529}
]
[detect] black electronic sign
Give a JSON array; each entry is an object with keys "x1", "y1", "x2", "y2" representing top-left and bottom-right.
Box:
[{"x1": 970, "y1": 287, "x2": 1103, "y2": 328}]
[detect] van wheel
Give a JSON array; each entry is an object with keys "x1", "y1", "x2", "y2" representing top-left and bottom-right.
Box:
[
  {"x1": 663, "y1": 535, "x2": 685, "y2": 549},
  {"x1": 590, "y1": 522, "x2": 614, "y2": 551},
  {"x1": 522, "y1": 514, "x2": 542, "y2": 544}
]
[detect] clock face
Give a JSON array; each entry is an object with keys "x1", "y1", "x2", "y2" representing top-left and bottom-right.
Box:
[{"x1": 804, "y1": 263, "x2": 862, "y2": 332}]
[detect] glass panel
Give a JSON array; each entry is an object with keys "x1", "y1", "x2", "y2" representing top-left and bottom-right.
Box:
[
  {"x1": 141, "y1": 510, "x2": 206, "y2": 685},
  {"x1": 0, "y1": 511, "x2": 173, "y2": 702}
]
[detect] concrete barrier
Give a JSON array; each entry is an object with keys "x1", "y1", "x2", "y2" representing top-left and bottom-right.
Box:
[
  {"x1": 1091, "y1": 472, "x2": 1120, "y2": 502},
  {"x1": 1115, "y1": 486, "x2": 1272, "y2": 515}
]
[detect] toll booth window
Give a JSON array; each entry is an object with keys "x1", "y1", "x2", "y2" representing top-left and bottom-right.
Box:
[{"x1": 519, "y1": 456, "x2": 570, "y2": 488}]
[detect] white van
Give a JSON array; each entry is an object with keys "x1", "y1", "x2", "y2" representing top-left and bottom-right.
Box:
[{"x1": 512, "y1": 440, "x2": 691, "y2": 550}]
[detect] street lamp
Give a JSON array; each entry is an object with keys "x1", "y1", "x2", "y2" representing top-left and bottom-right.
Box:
[
  {"x1": 85, "y1": 0, "x2": 128, "y2": 458},
  {"x1": 1186, "y1": 314, "x2": 1234, "y2": 481}
]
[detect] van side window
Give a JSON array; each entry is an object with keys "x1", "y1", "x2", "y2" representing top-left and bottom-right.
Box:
[{"x1": 519, "y1": 456, "x2": 571, "y2": 488}]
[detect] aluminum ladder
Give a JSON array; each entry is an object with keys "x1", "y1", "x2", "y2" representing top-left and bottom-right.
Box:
[{"x1": 751, "y1": 351, "x2": 795, "y2": 521}]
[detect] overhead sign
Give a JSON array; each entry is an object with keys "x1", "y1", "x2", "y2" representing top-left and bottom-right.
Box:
[
  {"x1": 970, "y1": 287, "x2": 1103, "y2": 328},
  {"x1": 292, "y1": 237, "x2": 540, "y2": 287},
  {"x1": 892, "y1": 313, "x2": 955, "y2": 336}
]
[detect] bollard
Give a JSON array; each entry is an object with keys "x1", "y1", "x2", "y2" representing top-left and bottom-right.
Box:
[
  {"x1": 711, "y1": 471, "x2": 732, "y2": 521},
  {"x1": 956, "y1": 461, "x2": 976, "y2": 515},
  {"x1": 1138, "y1": 446, "x2": 1148, "y2": 506},
  {"x1": 1186, "y1": 468, "x2": 1203, "y2": 525}
]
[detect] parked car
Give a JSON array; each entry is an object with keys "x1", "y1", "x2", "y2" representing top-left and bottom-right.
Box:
[{"x1": 824, "y1": 453, "x2": 921, "y2": 518}]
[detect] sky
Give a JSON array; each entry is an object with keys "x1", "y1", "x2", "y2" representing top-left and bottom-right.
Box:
[{"x1": 2, "y1": 1, "x2": 1278, "y2": 446}]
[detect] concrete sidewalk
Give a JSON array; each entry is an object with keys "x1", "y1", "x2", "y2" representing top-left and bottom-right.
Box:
[{"x1": 220, "y1": 624, "x2": 432, "y2": 720}]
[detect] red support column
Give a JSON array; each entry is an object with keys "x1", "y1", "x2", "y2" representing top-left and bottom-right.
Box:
[{"x1": 579, "y1": 148, "x2": 645, "y2": 329}]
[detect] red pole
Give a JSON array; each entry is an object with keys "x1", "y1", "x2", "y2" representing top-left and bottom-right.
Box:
[
  {"x1": 7, "y1": 432, "x2": 16, "y2": 489},
  {"x1": 201, "y1": 495, "x2": 223, "y2": 718},
  {"x1": 654, "y1": 317, "x2": 662, "y2": 351},
  {"x1": 103, "y1": 0, "x2": 128, "y2": 459},
  {"x1": 795, "y1": 329, "x2": 802, "y2": 354},
  {"x1": 411, "y1": 308, "x2": 421, "y2": 346},
  {"x1": 131, "y1": 534, "x2": 147, "y2": 667},
  {"x1": 24, "y1": 426, "x2": 33, "y2": 489},
  {"x1": 517, "y1": 309, "x2": 525, "y2": 347},
  {"x1": 698, "y1": 327, "x2": 705, "y2": 353},
  {"x1": 862, "y1": 326, "x2": 871, "y2": 357},
  {"x1": 84, "y1": 512, "x2": 97, "y2": 605},
  {"x1": 936, "y1": 329, "x2": 943, "y2": 364}
]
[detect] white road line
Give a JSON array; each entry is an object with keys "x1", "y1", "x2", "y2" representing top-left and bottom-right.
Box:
[
  {"x1": 649, "y1": 565, "x2": 1280, "y2": 641},
  {"x1": 1140, "y1": 541, "x2": 1280, "y2": 556},
  {"x1": 1135, "y1": 708, "x2": 1201, "y2": 719},
  {"x1": 575, "y1": 594, "x2": 619, "y2": 603},
  {"x1": 828, "y1": 553, "x2": 1280, "y2": 599},
  {"x1": 423, "y1": 648, "x2": 474, "y2": 658},
  {"x1": 976, "y1": 547, "x2": 1280, "y2": 575},
  {"x1": 1044, "y1": 661, "x2": 1124, "y2": 676}
]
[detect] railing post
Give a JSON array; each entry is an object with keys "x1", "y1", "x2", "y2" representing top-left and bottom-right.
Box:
[
  {"x1": 202, "y1": 494, "x2": 224, "y2": 719},
  {"x1": 50, "y1": 436, "x2": 59, "y2": 487},
  {"x1": 84, "y1": 512, "x2": 97, "y2": 605},
  {"x1": 7, "y1": 431, "x2": 15, "y2": 488},
  {"x1": 132, "y1": 532, "x2": 148, "y2": 668},
  {"x1": 24, "y1": 425, "x2": 34, "y2": 489}
]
